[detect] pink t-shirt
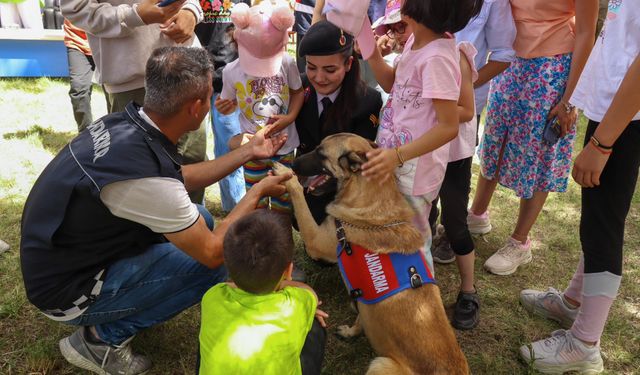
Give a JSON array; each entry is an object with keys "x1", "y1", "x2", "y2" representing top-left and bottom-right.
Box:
[
  {"x1": 377, "y1": 35, "x2": 461, "y2": 196},
  {"x1": 448, "y1": 42, "x2": 479, "y2": 162}
]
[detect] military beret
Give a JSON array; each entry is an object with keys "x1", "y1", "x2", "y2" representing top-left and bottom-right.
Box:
[{"x1": 298, "y1": 20, "x2": 354, "y2": 57}]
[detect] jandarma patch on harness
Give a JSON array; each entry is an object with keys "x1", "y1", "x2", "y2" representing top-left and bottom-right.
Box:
[{"x1": 337, "y1": 243, "x2": 435, "y2": 304}]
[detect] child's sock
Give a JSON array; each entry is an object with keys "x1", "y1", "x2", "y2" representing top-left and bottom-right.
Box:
[
  {"x1": 570, "y1": 271, "x2": 621, "y2": 343},
  {"x1": 563, "y1": 256, "x2": 584, "y2": 306}
]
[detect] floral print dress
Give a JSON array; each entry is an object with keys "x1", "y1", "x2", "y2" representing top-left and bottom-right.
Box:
[{"x1": 478, "y1": 53, "x2": 575, "y2": 199}]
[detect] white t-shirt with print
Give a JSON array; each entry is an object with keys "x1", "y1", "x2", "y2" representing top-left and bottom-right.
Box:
[
  {"x1": 570, "y1": 0, "x2": 640, "y2": 122},
  {"x1": 220, "y1": 54, "x2": 302, "y2": 155}
]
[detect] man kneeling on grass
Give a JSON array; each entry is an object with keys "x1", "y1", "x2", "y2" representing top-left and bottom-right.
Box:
[{"x1": 20, "y1": 46, "x2": 291, "y2": 375}]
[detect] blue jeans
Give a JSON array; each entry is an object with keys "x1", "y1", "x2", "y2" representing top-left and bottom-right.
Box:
[
  {"x1": 65, "y1": 205, "x2": 227, "y2": 346},
  {"x1": 211, "y1": 93, "x2": 245, "y2": 212}
]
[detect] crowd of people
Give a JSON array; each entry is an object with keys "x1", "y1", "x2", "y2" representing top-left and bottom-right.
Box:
[{"x1": 17, "y1": 0, "x2": 639, "y2": 374}]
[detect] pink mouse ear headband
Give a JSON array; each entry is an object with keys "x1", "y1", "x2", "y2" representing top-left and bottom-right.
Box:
[
  {"x1": 231, "y1": 1, "x2": 295, "y2": 77},
  {"x1": 323, "y1": 0, "x2": 377, "y2": 60}
]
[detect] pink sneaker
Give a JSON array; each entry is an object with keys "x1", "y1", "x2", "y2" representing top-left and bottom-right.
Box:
[
  {"x1": 484, "y1": 237, "x2": 532, "y2": 275},
  {"x1": 467, "y1": 210, "x2": 492, "y2": 235}
]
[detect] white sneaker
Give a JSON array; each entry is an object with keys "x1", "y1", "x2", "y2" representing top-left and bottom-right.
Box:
[
  {"x1": 520, "y1": 288, "x2": 578, "y2": 329},
  {"x1": 467, "y1": 210, "x2": 492, "y2": 235},
  {"x1": 484, "y1": 237, "x2": 532, "y2": 275},
  {"x1": 520, "y1": 329, "x2": 604, "y2": 374}
]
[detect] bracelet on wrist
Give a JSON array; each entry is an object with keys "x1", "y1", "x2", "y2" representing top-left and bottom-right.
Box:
[
  {"x1": 590, "y1": 135, "x2": 613, "y2": 150},
  {"x1": 394, "y1": 147, "x2": 405, "y2": 167},
  {"x1": 590, "y1": 137, "x2": 613, "y2": 155}
]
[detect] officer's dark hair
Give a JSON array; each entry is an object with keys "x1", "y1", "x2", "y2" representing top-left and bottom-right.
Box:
[
  {"x1": 323, "y1": 48, "x2": 365, "y2": 135},
  {"x1": 223, "y1": 210, "x2": 294, "y2": 295},
  {"x1": 144, "y1": 47, "x2": 214, "y2": 116},
  {"x1": 401, "y1": 0, "x2": 484, "y2": 34}
]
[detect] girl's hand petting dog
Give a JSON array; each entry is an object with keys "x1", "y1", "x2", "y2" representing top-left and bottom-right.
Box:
[{"x1": 362, "y1": 148, "x2": 399, "y2": 184}]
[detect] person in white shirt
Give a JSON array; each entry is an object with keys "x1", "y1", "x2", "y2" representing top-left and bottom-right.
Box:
[
  {"x1": 455, "y1": 0, "x2": 516, "y2": 124},
  {"x1": 519, "y1": 1, "x2": 640, "y2": 372}
]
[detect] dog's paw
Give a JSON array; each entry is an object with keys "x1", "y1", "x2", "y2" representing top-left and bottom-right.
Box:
[
  {"x1": 272, "y1": 161, "x2": 293, "y2": 177},
  {"x1": 336, "y1": 324, "x2": 361, "y2": 339},
  {"x1": 272, "y1": 162, "x2": 302, "y2": 192}
]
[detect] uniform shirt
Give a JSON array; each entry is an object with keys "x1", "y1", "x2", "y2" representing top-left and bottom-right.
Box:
[
  {"x1": 316, "y1": 88, "x2": 340, "y2": 116},
  {"x1": 571, "y1": 0, "x2": 640, "y2": 122},
  {"x1": 455, "y1": 0, "x2": 516, "y2": 113},
  {"x1": 199, "y1": 284, "x2": 316, "y2": 375},
  {"x1": 99, "y1": 109, "x2": 199, "y2": 234},
  {"x1": 220, "y1": 55, "x2": 302, "y2": 155},
  {"x1": 376, "y1": 35, "x2": 461, "y2": 196}
]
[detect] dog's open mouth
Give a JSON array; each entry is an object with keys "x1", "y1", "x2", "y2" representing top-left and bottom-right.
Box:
[{"x1": 306, "y1": 174, "x2": 336, "y2": 196}]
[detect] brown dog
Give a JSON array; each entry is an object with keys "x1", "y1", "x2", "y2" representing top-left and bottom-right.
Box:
[{"x1": 273, "y1": 133, "x2": 469, "y2": 375}]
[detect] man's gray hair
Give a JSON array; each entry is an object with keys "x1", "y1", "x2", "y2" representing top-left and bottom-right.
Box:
[{"x1": 144, "y1": 47, "x2": 214, "y2": 116}]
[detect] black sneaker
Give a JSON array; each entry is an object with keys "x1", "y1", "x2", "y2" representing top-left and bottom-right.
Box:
[
  {"x1": 452, "y1": 291, "x2": 480, "y2": 330},
  {"x1": 59, "y1": 327, "x2": 152, "y2": 375}
]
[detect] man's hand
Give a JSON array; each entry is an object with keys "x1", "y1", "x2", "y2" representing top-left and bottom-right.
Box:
[
  {"x1": 571, "y1": 143, "x2": 610, "y2": 188},
  {"x1": 215, "y1": 97, "x2": 238, "y2": 115},
  {"x1": 246, "y1": 126, "x2": 288, "y2": 160},
  {"x1": 137, "y1": 0, "x2": 185, "y2": 26},
  {"x1": 253, "y1": 172, "x2": 291, "y2": 198},
  {"x1": 161, "y1": 9, "x2": 197, "y2": 44}
]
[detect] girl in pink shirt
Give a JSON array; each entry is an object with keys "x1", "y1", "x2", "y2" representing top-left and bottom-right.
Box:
[{"x1": 362, "y1": 0, "x2": 483, "y2": 272}]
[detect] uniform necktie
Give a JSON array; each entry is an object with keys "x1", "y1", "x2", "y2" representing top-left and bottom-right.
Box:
[{"x1": 319, "y1": 97, "x2": 333, "y2": 129}]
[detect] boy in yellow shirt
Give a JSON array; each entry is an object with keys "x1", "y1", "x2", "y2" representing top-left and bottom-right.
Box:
[{"x1": 198, "y1": 210, "x2": 327, "y2": 374}]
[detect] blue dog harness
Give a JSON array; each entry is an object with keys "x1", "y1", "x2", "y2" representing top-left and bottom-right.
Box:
[{"x1": 335, "y1": 219, "x2": 435, "y2": 304}]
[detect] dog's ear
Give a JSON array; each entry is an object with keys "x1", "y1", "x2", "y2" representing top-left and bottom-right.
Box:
[
  {"x1": 338, "y1": 151, "x2": 367, "y2": 173},
  {"x1": 368, "y1": 140, "x2": 379, "y2": 149}
]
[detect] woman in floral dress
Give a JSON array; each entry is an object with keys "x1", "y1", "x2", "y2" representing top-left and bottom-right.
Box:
[{"x1": 468, "y1": 0, "x2": 599, "y2": 275}]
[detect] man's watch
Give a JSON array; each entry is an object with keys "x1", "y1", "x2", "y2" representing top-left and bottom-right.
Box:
[{"x1": 560, "y1": 100, "x2": 575, "y2": 114}]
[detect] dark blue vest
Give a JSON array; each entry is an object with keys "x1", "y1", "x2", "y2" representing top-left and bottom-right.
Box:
[{"x1": 20, "y1": 103, "x2": 184, "y2": 311}]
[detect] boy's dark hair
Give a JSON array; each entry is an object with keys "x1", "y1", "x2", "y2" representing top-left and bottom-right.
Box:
[
  {"x1": 401, "y1": 0, "x2": 484, "y2": 34},
  {"x1": 223, "y1": 210, "x2": 294, "y2": 294}
]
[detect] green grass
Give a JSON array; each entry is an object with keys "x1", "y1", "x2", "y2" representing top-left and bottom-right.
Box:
[{"x1": 1, "y1": 78, "x2": 639, "y2": 374}]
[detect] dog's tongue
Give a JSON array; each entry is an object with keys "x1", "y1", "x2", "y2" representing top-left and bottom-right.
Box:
[{"x1": 307, "y1": 175, "x2": 331, "y2": 191}]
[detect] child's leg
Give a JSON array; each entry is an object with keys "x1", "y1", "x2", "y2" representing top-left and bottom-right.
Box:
[
  {"x1": 269, "y1": 152, "x2": 294, "y2": 214},
  {"x1": 403, "y1": 193, "x2": 437, "y2": 275},
  {"x1": 571, "y1": 119, "x2": 640, "y2": 344},
  {"x1": 244, "y1": 158, "x2": 270, "y2": 209},
  {"x1": 300, "y1": 319, "x2": 327, "y2": 375},
  {"x1": 440, "y1": 157, "x2": 475, "y2": 292}
]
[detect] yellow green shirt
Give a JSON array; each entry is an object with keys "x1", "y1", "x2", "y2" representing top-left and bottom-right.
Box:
[{"x1": 199, "y1": 283, "x2": 317, "y2": 375}]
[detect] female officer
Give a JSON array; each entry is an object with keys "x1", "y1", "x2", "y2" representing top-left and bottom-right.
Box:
[{"x1": 295, "y1": 20, "x2": 383, "y2": 225}]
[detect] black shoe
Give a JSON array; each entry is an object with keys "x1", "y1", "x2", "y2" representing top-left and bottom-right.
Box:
[
  {"x1": 292, "y1": 265, "x2": 307, "y2": 283},
  {"x1": 452, "y1": 291, "x2": 480, "y2": 330}
]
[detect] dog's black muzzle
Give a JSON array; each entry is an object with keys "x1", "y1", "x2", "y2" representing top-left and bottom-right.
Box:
[
  {"x1": 293, "y1": 150, "x2": 337, "y2": 196},
  {"x1": 292, "y1": 150, "x2": 326, "y2": 176}
]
